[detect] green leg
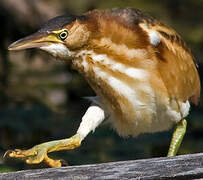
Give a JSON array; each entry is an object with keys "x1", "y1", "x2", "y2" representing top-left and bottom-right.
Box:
[
  {"x1": 5, "y1": 134, "x2": 82, "y2": 167},
  {"x1": 167, "y1": 119, "x2": 187, "y2": 156}
]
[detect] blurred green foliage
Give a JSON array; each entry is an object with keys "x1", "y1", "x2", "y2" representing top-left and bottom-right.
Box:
[{"x1": 0, "y1": 0, "x2": 203, "y2": 172}]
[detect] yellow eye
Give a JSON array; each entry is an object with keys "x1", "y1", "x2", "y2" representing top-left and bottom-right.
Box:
[{"x1": 59, "y1": 30, "x2": 68, "y2": 40}]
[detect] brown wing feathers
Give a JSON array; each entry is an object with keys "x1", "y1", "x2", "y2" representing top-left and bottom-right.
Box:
[{"x1": 87, "y1": 8, "x2": 200, "y2": 104}]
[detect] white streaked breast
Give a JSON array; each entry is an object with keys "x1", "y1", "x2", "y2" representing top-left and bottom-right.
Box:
[
  {"x1": 91, "y1": 52, "x2": 149, "y2": 80},
  {"x1": 99, "y1": 38, "x2": 149, "y2": 60},
  {"x1": 125, "y1": 67, "x2": 149, "y2": 80},
  {"x1": 107, "y1": 76, "x2": 145, "y2": 107},
  {"x1": 76, "y1": 49, "x2": 149, "y2": 81}
]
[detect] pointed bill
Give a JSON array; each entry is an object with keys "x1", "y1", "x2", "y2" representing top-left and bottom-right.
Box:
[{"x1": 8, "y1": 32, "x2": 62, "y2": 51}]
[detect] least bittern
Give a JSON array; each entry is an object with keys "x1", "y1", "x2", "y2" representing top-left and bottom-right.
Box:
[{"x1": 6, "y1": 8, "x2": 200, "y2": 168}]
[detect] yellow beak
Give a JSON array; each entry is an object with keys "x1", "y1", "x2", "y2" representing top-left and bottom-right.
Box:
[{"x1": 8, "y1": 32, "x2": 62, "y2": 51}]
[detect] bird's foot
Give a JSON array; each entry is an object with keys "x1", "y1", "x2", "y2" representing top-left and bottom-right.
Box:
[{"x1": 4, "y1": 134, "x2": 82, "y2": 167}]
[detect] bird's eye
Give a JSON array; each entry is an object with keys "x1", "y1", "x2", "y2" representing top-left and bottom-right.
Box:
[{"x1": 59, "y1": 30, "x2": 68, "y2": 40}]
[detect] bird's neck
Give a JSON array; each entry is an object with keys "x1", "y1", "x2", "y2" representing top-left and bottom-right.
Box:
[{"x1": 70, "y1": 14, "x2": 158, "y2": 80}]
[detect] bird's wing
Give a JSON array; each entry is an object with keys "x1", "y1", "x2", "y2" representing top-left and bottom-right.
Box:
[{"x1": 141, "y1": 22, "x2": 200, "y2": 105}]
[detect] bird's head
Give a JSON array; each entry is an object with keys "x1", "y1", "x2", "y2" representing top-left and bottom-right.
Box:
[
  {"x1": 8, "y1": 9, "x2": 152, "y2": 63},
  {"x1": 8, "y1": 13, "x2": 93, "y2": 60}
]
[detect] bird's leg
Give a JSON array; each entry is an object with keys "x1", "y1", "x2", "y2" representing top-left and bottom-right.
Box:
[
  {"x1": 6, "y1": 104, "x2": 106, "y2": 167},
  {"x1": 167, "y1": 119, "x2": 187, "y2": 156}
]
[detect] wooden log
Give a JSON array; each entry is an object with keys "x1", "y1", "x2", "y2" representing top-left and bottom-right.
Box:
[{"x1": 1, "y1": 153, "x2": 203, "y2": 179}]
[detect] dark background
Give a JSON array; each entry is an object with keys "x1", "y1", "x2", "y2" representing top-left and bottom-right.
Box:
[{"x1": 0, "y1": 0, "x2": 203, "y2": 172}]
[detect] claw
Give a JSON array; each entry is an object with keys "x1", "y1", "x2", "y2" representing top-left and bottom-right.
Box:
[
  {"x1": 60, "y1": 159, "x2": 69, "y2": 166},
  {"x1": 3, "y1": 150, "x2": 12, "y2": 158}
]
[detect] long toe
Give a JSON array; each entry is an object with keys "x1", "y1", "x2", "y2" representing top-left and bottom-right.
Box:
[
  {"x1": 44, "y1": 155, "x2": 63, "y2": 168},
  {"x1": 26, "y1": 148, "x2": 47, "y2": 164},
  {"x1": 8, "y1": 148, "x2": 37, "y2": 158}
]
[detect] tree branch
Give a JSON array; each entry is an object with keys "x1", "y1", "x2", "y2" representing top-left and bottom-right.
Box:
[{"x1": 1, "y1": 153, "x2": 203, "y2": 179}]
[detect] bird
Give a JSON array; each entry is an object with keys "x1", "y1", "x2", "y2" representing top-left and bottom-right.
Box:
[{"x1": 7, "y1": 8, "x2": 200, "y2": 168}]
